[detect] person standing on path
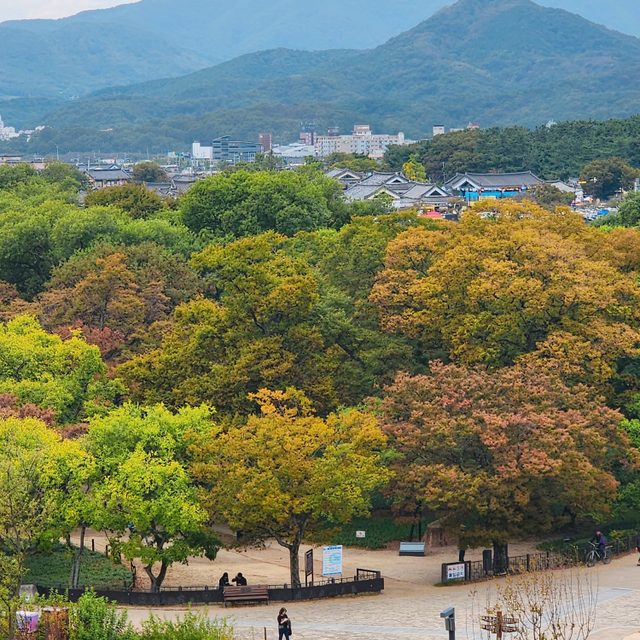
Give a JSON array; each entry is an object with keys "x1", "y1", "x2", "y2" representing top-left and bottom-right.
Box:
[
  {"x1": 277, "y1": 607, "x2": 292, "y2": 640},
  {"x1": 636, "y1": 533, "x2": 640, "y2": 566}
]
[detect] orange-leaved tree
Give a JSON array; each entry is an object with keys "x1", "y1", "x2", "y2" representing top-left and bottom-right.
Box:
[{"x1": 378, "y1": 361, "x2": 638, "y2": 568}]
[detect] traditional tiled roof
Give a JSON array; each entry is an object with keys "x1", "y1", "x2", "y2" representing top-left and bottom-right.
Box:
[
  {"x1": 357, "y1": 172, "x2": 410, "y2": 186},
  {"x1": 325, "y1": 168, "x2": 363, "y2": 180},
  {"x1": 446, "y1": 171, "x2": 543, "y2": 190},
  {"x1": 85, "y1": 168, "x2": 131, "y2": 182}
]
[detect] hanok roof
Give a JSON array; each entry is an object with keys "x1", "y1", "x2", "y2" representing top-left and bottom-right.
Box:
[
  {"x1": 403, "y1": 183, "x2": 449, "y2": 199},
  {"x1": 344, "y1": 185, "x2": 396, "y2": 201},
  {"x1": 357, "y1": 172, "x2": 410, "y2": 187},
  {"x1": 144, "y1": 181, "x2": 176, "y2": 197},
  {"x1": 325, "y1": 168, "x2": 363, "y2": 180},
  {"x1": 85, "y1": 168, "x2": 131, "y2": 182},
  {"x1": 446, "y1": 171, "x2": 543, "y2": 191}
]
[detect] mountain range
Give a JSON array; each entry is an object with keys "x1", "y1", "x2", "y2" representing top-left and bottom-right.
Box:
[
  {"x1": 10, "y1": 0, "x2": 639, "y2": 153},
  {"x1": 1, "y1": 0, "x2": 640, "y2": 104}
]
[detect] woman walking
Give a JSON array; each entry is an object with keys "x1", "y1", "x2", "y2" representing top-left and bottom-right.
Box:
[{"x1": 277, "y1": 607, "x2": 292, "y2": 640}]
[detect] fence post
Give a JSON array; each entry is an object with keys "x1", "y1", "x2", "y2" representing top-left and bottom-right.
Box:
[
  {"x1": 526, "y1": 554, "x2": 530, "y2": 572},
  {"x1": 91, "y1": 539, "x2": 95, "y2": 553}
]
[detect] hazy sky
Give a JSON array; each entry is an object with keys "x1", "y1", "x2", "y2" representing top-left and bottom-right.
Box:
[{"x1": 0, "y1": 0, "x2": 136, "y2": 21}]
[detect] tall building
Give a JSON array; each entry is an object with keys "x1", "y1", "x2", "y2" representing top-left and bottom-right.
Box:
[
  {"x1": 315, "y1": 124, "x2": 409, "y2": 159},
  {"x1": 192, "y1": 141, "x2": 213, "y2": 160},
  {"x1": 299, "y1": 122, "x2": 317, "y2": 145},
  {"x1": 258, "y1": 133, "x2": 273, "y2": 153},
  {"x1": 192, "y1": 137, "x2": 263, "y2": 165},
  {"x1": 212, "y1": 136, "x2": 263, "y2": 164}
]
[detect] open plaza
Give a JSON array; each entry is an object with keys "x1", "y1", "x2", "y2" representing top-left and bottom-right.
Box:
[{"x1": 98, "y1": 533, "x2": 640, "y2": 640}]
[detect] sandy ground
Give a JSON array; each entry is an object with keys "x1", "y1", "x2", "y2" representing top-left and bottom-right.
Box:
[{"x1": 75, "y1": 530, "x2": 640, "y2": 639}]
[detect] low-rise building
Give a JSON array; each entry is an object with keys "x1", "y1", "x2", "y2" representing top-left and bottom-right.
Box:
[
  {"x1": 272, "y1": 143, "x2": 315, "y2": 166},
  {"x1": 84, "y1": 165, "x2": 131, "y2": 189},
  {"x1": 338, "y1": 170, "x2": 449, "y2": 210},
  {"x1": 315, "y1": 125, "x2": 410, "y2": 159},
  {"x1": 445, "y1": 171, "x2": 543, "y2": 201}
]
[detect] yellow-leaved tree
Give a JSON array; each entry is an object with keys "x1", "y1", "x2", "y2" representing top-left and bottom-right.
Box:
[{"x1": 192, "y1": 389, "x2": 391, "y2": 587}]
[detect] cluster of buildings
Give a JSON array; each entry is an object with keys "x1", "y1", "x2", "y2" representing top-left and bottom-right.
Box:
[
  {"x1": 192, "y1": 124, "x2": 413, "y2": 168},
  {"x1": 82, "y1": 164, "x2": 197, "y2": 196},
  {"x1": 0, "y1": 115, "x2": 45, "y2": 142},
  {"x1": 0, "y1": 116, "x2": 18, "y2": 142},
  {"x1": 328, "y1": 169, "x2": 581, "y2": 215}
]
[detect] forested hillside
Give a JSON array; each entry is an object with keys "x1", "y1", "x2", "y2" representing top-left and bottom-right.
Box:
[{"x1": 385, "y1": 116, "x2": 640, "y2": 180}]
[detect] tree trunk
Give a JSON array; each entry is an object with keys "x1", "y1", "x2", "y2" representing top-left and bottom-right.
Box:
[
  {"x1": 289, "y1": 543, "x2": 301, "y2": 589},
  {"x1": 70, "y1": 526, "x2": 86, "y2": 589},
  {"x1": 493, "y1": 541, "x2": 509, "y2": 575},
  {"x1": 144, "y1": 560, "x2": 168, "y2": 593}
]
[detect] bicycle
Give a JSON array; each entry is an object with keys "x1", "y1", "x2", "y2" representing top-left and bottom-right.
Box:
[{"x1": 585, "y1": 542, "x2": 612, "y2": 567}]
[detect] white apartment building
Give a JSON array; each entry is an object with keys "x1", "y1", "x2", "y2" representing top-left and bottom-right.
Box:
[
  {"x1": 315, "y1": 125, "x2": 409, "y2": 159},
  {"x1": 0, "y1": 115, "x2": 18, "y2": 141},
  {"x1": 192, "y1": 141, "x2": 214, "y2": 160}
]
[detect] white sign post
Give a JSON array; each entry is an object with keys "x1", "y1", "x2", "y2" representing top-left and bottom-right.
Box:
[
  {"x1": 356, "y1": 531, "x2": 366, "y2": 539},
  {"x1": 446, "y1": 563, "x2": 466, "y2": 582},
  {"x1": 322, "y1": 545, "x2": 343, "y2": 577}
]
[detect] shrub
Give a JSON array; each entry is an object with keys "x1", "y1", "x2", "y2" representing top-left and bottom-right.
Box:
[{"x1": 138, "y1": 612, "x2": 234, "y2": 640}]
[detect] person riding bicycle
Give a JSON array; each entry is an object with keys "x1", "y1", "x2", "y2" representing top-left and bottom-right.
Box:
[{"x1": 591, "y1": 530, "x2": 607, "y2": 557}]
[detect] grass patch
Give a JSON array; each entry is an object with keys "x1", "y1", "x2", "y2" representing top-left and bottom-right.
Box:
[
  {"x1": 327, "y1": 515, "x2": 426, "y2": 549},
  {"x1": 25, "y1": 544, "x2": 132, "y2": 590}
]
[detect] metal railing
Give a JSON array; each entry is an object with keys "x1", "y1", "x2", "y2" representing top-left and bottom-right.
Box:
[{"x1": 442, "y1": 533, "x2": 639, "y2": 584}]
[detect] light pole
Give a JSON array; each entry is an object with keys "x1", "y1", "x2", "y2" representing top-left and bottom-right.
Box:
[{"x1": 440, "y1": 607, "x2": 456, "y2": 640}]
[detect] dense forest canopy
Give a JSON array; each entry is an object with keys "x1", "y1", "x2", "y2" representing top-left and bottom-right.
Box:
[
  {"x1": 0, "y1": 162, "x2": 640, "y2": 603},
  {"x1": 385, "y1": 116, "x2": 640, "y2": 181}
]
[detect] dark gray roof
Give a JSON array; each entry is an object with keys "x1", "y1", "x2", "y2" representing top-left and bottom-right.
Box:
[
  {"x1": 85, "y1": 168, "x2": 131, "y2": 181},
  {"x1": 446, "y1": 171, "x2": 543, "y2": 190},
  {"x1": 358, "y1": 172, "x2": 410, "y2": 186},
  {"x1": 325, "y1": 168, "x2": 363, "y2": 180}
]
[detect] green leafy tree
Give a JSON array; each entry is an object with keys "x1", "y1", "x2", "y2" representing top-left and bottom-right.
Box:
[
  {"x1": 180, "y1": 169, "x2": 348, "y2": 237},
  {"x1": 85, "y1": 183, "x2": 165, "y2": 219},
  {"x1": 402, "y1": 154, "x2": 427, "y2": 182},
  {"x1": 326, "y1": 152, "x2": 379, "y2": 172},
  {"x1": 45, "y1": 439, "x2": 99, "y2": 588},
  {"x1": 86, "y1": 404, "x2": 219, "y2": 592},
  {"x1": 120, "y1": 230, "x2": 410, "y2": 415},
  {"x1": 0, "y1": 417, "x2": 60, "y2": 581},
  {"x1": 523, "y1": 184, "x2": 574, "y2": 209},
  {"x1": 618, "y1": 191, "x2": 640, "y2": 227},
  {"x1": 0, "y1": 315, "x2": 117, "y2": 424},
  {"x1": 131, "y1": 161, "x2": 168, "y2": 184},
  {"x1": 580, "y1": 157, "x2": 638, "y2": 200},
  {"x1": 41, "y1": 162, "x2": 88, "y2": 191}
]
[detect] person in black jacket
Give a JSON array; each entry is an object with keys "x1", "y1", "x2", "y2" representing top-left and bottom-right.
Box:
[
  {"x1": 277, "y1": 607, "x2": 292, "y2": 640},
  {"x1": 232, "y1": 572, "x2": 247, "y2": 586},
  {"x1": 218, "y1": 572, "x2": 230, "y2": 589}
]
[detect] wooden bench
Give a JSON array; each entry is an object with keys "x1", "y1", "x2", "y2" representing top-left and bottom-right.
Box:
[
  {"x1": 399, "y1": 542, "x2": 426, "y2": 557},
  {"x1": 223, "y1": 585, "x2": 270, "y2": 606}
]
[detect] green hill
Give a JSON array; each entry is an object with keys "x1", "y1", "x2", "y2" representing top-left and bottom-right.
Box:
[{"x1": 17, "y1": 0, "x2": 640, "y2": 153}]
